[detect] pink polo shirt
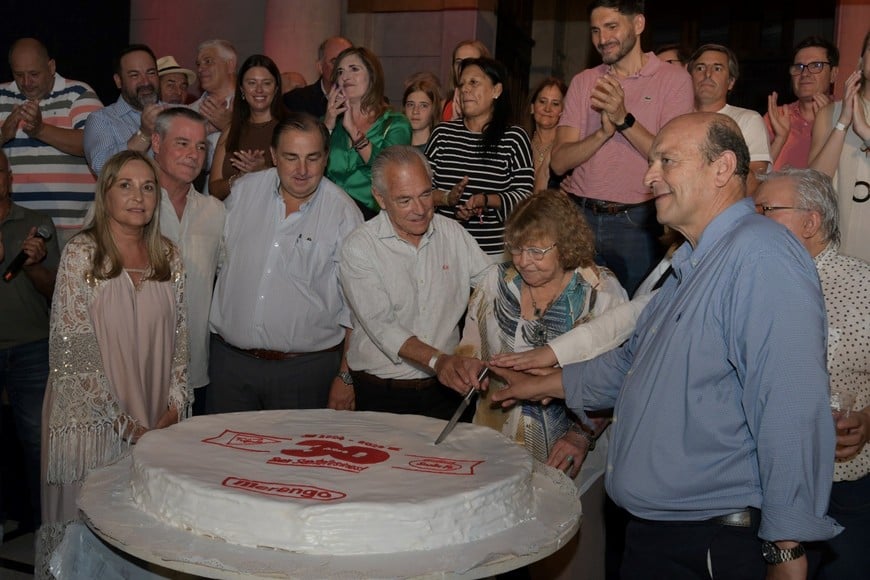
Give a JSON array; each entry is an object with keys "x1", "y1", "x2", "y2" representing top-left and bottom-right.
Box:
[
  {"x1": 559, "y1": 53, "x2": 693, "y2": 204},
  {"x1": 764, "y1": 101, "x2": 814, "y2": 170}
]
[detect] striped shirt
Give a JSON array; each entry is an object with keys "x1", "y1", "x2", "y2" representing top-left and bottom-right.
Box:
[
  {"x1": 425, "y1": 120, "x2": 534, "y2": 256},
  {"x1": 0, "y1": 74, "x2": 102, "y2": 240}
]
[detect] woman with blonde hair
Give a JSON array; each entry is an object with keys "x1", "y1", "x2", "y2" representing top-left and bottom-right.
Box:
[{"x1": 37, "y1": 150, "x2": 190, "y2": 576}]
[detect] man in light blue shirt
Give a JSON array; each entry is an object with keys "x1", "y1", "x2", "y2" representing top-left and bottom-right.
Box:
[
  {"x1": 493, "y1": 112, "x2": 840, "y2": 579},
  {"x1": 208, "y1": 113, "x2": 362, "y2": 413},
  {"x1": 83, "y1": 44, "x2": 164, "y2": 174}
]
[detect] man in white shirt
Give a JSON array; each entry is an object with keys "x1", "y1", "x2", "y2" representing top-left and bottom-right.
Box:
[
  {"x1": 191, "y1": 39, "x2": 236, "y2": 133},
  {"x1": 339, "y1": 145, "x2": 491, "y2": 419},
  {"x1": 690, "y1": 43, "x2": 771, "y2": 195},
  {"x1": 208, "y1": 113, "x2": 362, "y2": 413},
  {"x1": 754, "y1": 167, "x2": 870, "y2": 579},
  {"x1": 151, "y1": 107, "x2": 225, "y2": 414}
]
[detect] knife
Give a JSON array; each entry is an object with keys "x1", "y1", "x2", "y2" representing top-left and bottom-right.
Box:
[{"x1": 434, "y1": 367, "x2": 489, "y2": 445}]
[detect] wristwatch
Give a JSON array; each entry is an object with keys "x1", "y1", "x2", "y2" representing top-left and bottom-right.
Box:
[
  {"x1": 337, "y1": 371, "x2": 354, "y2": 386},
  {"x1": 615, "y1": 113, "x2": 635, "y2": 133},
  {"x1": 761, "y1": 541, "x2": 805, "y2": 565}
]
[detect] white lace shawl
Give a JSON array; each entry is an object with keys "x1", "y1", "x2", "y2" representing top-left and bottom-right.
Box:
[{"x1": 45, "y1": 235, "x2": 190, "y2": 484}]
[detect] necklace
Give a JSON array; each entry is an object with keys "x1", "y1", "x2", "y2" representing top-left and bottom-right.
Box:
[
  {"x1": 527, "y1": 284, "x2": 555, "y2": 319},
  {"x1": 532, "y1": 133, "x2": 553, "y2": 168}
]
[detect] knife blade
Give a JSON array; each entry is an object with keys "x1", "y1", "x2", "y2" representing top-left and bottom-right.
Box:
[{"x1": 434, "y1": 367, "x2": 489, "y2": 445}]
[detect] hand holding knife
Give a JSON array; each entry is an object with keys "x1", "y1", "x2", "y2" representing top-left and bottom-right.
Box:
[{"x1": 434, "y1": 367, "x2": 490, "y2": 445}]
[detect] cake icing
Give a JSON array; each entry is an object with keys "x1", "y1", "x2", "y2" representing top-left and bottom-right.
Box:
[{"x1": 130, "y1": 410, "x2": 535, "y2": 555}]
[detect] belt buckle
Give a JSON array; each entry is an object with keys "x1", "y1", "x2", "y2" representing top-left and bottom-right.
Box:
[{"x1": 714, "y1": 510, "x2": 752, "y2": 527}]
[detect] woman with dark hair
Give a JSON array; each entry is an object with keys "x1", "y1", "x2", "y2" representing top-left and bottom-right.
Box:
[
  {"x1": 425, "y1": 57, "x2": 534, "y2": 259},
  {"x1": 325, "y1": 46, "x2": 411, "y2": 219},
  {"x1": 529, "y1": 76, "x2": 568, "y2": 192},
  {"x1": 443, "y1": 39, "x2": 490, "y2": 122},
  {"x1": 402, "y1": 73, "x2": 443, "y2": 150},
  {"x1": 809, "y1": 29, "x2": 870, "y2": 262},
  {"x1": 210, "y1": 54, "x2": 284, "y2": 200},
  {"x1": 38, "y1": 150, "x2": 189, "y2": 574}
]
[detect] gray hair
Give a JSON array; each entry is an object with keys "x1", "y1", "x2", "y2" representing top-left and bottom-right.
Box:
[
  {"x1": 371, "y1": 146, "x2": 433, "y2": 195},
  {"x1": 197, "y1": 39, "x2": 237, "y2": 66},
  {"x1": 759, "y1": 168, "x2": 840, "y2": 246},
  {"x1": 689, "y1": 43, "x2": 740, "y2": 84},
  {"x1": 154, "y1": 107, "x2": 207, "y2": 139}
]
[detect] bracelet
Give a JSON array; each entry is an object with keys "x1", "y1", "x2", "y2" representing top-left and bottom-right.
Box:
[
  {"x1": 569, "y1": 423, "x2": 597, "y2": 451},
  {"x1": 428, "y1": 352, "x2": 443, "y2": 371},
  {"x1": 135, "y1": 129, "x2": 150, "y2": 145},
  {"x1": 834, "y1": 121, "x2": 847, "y2": 132},
  {"x1": 480, "y1": 194, "x2": 488, "y2": 209},
  {"x1": 351, "y1": 134, "x2": 370, "y2": 151}
]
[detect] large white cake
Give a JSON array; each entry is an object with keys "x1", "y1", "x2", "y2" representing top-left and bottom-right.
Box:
[{"x1": 130, "y1": 410, "x2": 536, "y2": 555}]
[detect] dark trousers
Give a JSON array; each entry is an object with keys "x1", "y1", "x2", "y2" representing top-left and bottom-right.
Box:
[
  {"x1": 0, "y1": 338, "x2": 48, "y2": 530},
  {"x1": 206, "y1": 334, "x2": 341, "y2": 413},
  {"x1": 352, "y1": 371, "x2": 468, "y2": 421},
  {"x1": 620, "y1": 513, "x2": 767, "y2": 580},
  {"x1": 814, "y1": 474, "x2": 870, "y2": 579}
]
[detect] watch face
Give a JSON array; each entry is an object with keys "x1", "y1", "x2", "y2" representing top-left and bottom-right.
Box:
[{"x1": 761, "y1": 542, "x2": 779, "y2": 563}]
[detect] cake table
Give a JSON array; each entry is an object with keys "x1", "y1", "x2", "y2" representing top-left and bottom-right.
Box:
[{"x1": 77, "y1": 410, "x2": 583, "y2": 579}]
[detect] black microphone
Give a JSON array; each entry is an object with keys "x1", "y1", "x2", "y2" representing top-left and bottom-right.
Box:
[{"x1": 3, "y1": 224, "x2": 53, "y2": 282}]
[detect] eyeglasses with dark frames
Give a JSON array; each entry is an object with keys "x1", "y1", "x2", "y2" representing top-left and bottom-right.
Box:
[{"x1": 789, "y1": 62, "x2": 831, "y2": 76}]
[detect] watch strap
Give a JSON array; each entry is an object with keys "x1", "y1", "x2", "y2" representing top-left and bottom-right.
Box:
[{"x1": 615, "y1": 113, "x2": 635, "y2": 132}]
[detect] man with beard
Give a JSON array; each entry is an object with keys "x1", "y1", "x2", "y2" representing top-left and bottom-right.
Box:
[
  {"x1": 84, "y1": 44, "x2": 165, "y2": 174},
  {"x1": 690, "y1": 44, "x2": 770, "y2": 195},
  {"x1": 551, "y1": 0, "x2": 692, "y2": 297}
]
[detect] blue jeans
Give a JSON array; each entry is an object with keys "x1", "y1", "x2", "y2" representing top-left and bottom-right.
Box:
[
  {"x1": 0, "y1": 338, "x2": 49, "y2": 529},
  {"x1": 577, "y1": 201, "x2": 664, "y2": 297}
]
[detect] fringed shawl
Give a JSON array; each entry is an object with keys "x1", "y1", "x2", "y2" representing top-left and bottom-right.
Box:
[{"x1": 45, "y1": 235, "x2": 191, "y2": 484}]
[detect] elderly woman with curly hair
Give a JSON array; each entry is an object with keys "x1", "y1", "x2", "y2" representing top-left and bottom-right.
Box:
[{"x1": 458, "y1": 190, "x2": 626, "y2": 578}]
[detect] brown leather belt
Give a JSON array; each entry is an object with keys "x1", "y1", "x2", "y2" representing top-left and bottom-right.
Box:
[
  {"x1": 351, "y1": 370, "x2": 440, "y2": 391},
  {"x1": 572, "y1": 195, "x2": 653, "y2": 215},
  {"x1": 215, "y1": 334, "x2": 342, "y2": 361}
]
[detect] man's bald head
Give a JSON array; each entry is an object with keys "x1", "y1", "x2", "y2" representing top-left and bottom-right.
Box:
[{"x1": 8, "y1": 38, "x2": 56, "y2": 101}]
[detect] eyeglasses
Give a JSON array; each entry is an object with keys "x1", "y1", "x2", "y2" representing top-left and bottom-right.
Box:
[
  {"x1": 754, "y1": 204, "x2": 808, "y2": 216},
  {"x1": 506, "y1": 243, "x2": 556, "y2": 261},
  {"x1": 789, "y1": 62, "x2": 830, "y2": 76}
]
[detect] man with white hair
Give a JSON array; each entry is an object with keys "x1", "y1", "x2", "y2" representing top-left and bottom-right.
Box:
[
  {"x1": 191, "y1": 39, "x2": 237, "y2": 133},
  {"x1": 754, "y1": 168, "x2": 870, "y2": 579}
]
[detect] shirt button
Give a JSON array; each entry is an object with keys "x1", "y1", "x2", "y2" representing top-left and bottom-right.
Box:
[
  {"x1": 273, "y1": 242, "x2": 279, "y2": 247},
  {"x1": 259, "y1": 296, "x2": 264, "y2": 300}
]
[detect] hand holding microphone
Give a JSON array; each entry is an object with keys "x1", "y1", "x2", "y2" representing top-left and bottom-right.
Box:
[{"x1": 3, "y1": 224, "x2": 52, "y2": 282}]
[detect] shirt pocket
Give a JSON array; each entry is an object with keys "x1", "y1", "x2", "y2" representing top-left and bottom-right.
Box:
[{"x1": 284, "y1": 236, "x2": 332, "y2": 284}]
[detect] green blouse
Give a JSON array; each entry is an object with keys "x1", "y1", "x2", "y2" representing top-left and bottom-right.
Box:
[{"x1": 326, "y1": 109, "x2": 412, "y2": 212}]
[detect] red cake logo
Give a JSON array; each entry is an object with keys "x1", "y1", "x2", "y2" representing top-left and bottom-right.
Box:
[
  {"x1": 222, "y1": 477, "x2": 346, "y2": 501},
  {"x1": 396, "y1": 455, "x2": 484, "y2": 475},
  {"x1": 203, "y1": 430, "x2": 292, "y2": 453}
]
